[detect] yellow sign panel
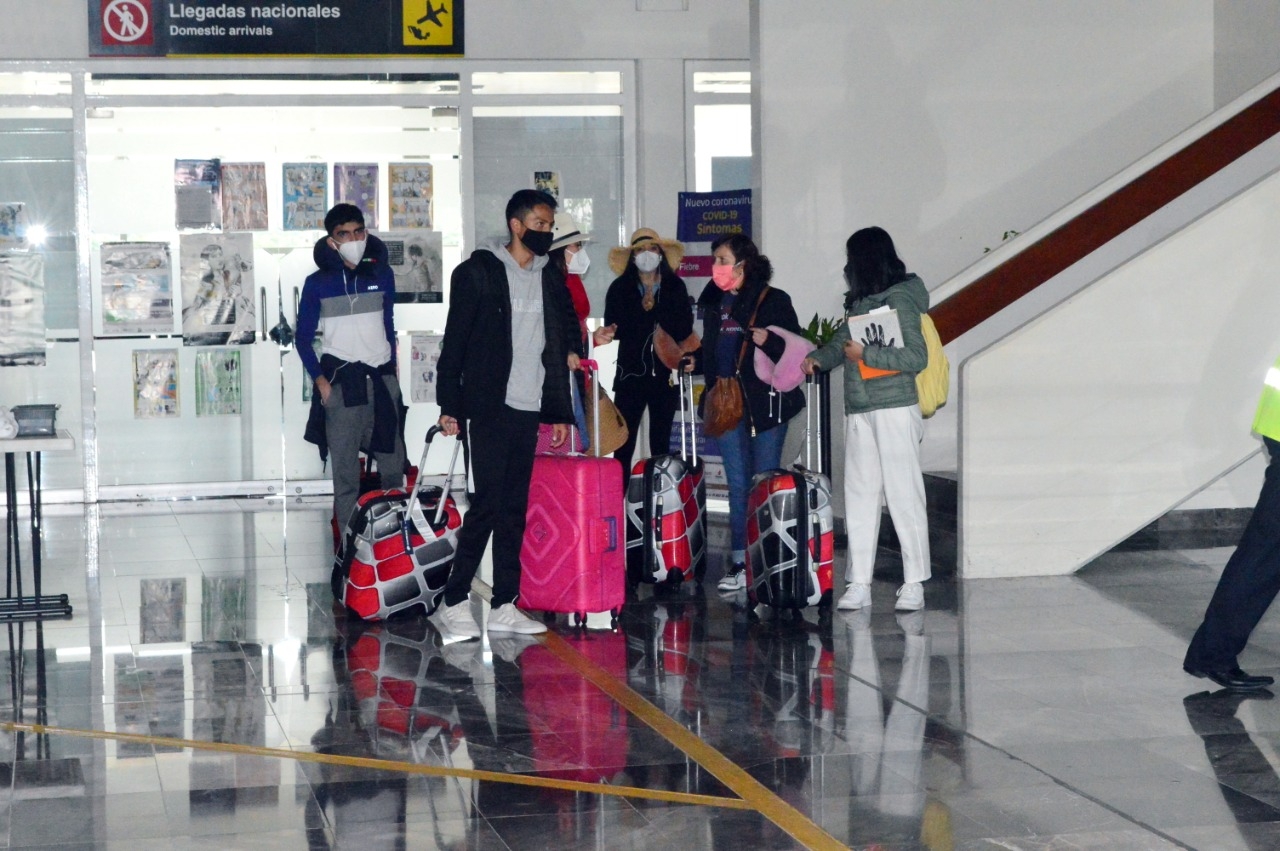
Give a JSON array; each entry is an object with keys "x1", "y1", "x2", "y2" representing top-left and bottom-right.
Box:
[{"x1": 403, "y1": 0, "x2": 455, "y2": 48}]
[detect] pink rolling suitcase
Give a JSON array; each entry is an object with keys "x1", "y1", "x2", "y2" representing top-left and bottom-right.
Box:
[{"x1": 519, "y1": 360, "x2": 626, "y2": 627}]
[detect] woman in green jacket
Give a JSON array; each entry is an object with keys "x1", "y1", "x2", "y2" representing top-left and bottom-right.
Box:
[{"x1": 803, "y1": 227, "x2": 931, "y2": 612}]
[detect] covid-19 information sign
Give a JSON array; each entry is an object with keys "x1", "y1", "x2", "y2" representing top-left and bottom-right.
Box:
[{"x1": 90, "y1": 0, "x2": 464, "y2": 57}]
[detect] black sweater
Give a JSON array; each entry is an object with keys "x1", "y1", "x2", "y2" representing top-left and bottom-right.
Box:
[
  {"x1": 694, "y1": 278, "x2": 805, "y2": 435},
  {"x1": 603, "y1": 268, "x2": 695, "y2": 386}
]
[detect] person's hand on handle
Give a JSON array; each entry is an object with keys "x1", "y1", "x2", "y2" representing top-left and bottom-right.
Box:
[
  {"x1": 567, "y1": 352, "x2": 581, "y2": 371},
  {"x1": 550, "y1": 423, "x2": 568, "y2": 447},
  {"x1": 592, "y1": 324, "x2": 617, "y2": 347},
  {"x1": 438, "y1": 415, "x2": 459, "y2": 437},
  {"x1": 679, "y1": 353, "x2": 696, "y2": 373},
  {"x1": 801, "y1": 357, "x2": 820, "y2": 376}
]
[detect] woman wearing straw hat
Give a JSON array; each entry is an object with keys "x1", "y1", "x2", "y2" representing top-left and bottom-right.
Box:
[{"x1": 603, "y1": 228, "x2": 696, "y2": 489}]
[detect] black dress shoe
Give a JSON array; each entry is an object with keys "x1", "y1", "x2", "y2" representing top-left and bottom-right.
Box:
[{"x1": 1184, "y1": 665, "x2": 1275, "y2": 690}]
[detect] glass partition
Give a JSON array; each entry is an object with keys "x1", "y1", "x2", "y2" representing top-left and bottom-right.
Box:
[
  {"x1": 85, "y1": 92, "x2": 462, "y2": 489},
  {"x1": 0, "y1": 104, "x2": 81, "y2": 491}
]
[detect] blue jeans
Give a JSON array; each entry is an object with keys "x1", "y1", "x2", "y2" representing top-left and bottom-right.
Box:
[{"x1": 718, "y1": 418, "x2": 788, "y2": 557}]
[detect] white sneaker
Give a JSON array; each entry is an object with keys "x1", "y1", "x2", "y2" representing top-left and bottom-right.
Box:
[
  {"x1": 487, "y1": 602, "x2": 548, "y2": 635},
  {"x1": 895, "y1": 582, "x2": 925, "y2": 611},
  {"x1": 717, "y1": 564, "x2": 747, "y2": 592},
  {"x1": 836, "y1": 583, "x2": 871, "y2": 611},
  {"x1": 437, "y1": 599, "x2": 481, "y2": 639}
]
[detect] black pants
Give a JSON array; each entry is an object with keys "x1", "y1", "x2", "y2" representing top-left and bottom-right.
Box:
[
  {"x1": 1185, "y1": 437, "x2": 1280, "y2": 672},
  {"x1": 444, "y1": 406, "x2": 540, "y2": 607},
  {"x1": 613, "y1": 373, "x2": 678, "y2": 489}
]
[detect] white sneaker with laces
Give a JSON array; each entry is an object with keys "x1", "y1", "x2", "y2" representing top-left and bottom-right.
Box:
[
  {"x1": 836, "y1": 582, "x2": 871, "y2": 611},
  {"x1": 487, "y1": 602, "x2": 548, "y2": 635},
  {"x1": 717, "y1": 565, "x2": 746, "y2": 592},
  {"x1": 895, "y1": 582, "x2": 925, "y2": 611},
  {"x1": 437, "y1": 599, "x2": 481, "y2": 639}
]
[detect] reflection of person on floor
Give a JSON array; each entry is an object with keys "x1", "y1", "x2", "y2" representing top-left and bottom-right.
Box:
[
  {"x1": 1183, "y1": 688, "x2": 1277, "y2": 850},
  {"x1": 843, "y1": 609, "x2": 931, "y2": 838}
]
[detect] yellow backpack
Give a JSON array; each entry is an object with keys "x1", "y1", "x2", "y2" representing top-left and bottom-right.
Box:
[{"x1": 916, "y1": 314, "x2": 950, "y2": 418}]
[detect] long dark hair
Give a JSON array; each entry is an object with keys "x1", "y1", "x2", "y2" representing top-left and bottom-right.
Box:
[
  {"x1": 711, "y1": 233, "x2": 773, "y2": 320},
  {"x1": 843, "y1": 226, "x2": 907, "y2": 310}
]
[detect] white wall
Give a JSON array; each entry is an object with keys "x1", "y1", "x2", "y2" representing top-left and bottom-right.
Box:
[
  {"x1": 1214, "y1": 0, "x2": 1280, "y2": 107},
  {"x1": 754, "y1": 1, "x2": 1214, "y2": 327}
]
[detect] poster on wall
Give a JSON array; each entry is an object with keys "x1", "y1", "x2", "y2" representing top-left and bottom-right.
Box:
[
  {"x1": 676, "y1": 189, "x2": 752, "y2": 243},
  {"x1": 409, "y1": 332, "x2": 444, "y2": 404},
  {"x1": 388, "y1": 163, "x2": 433, "y2": 229},
  {"x1": 220, "y1": 163, "x2": 269, "y2": 231},
  {"x1": 532, "y1": 170, "x2": 561, "y2": 200},
  {"x1": 175, "y1": 159, "x2": 222, "y2": 230},
  {"x1": 283, "y1": 163, "x2": 328, "y2": 231},
  {"x1": 133, "y1": 349, "x2": 180, "y2": 419},
  {"x1": 334, "y1": 163, "x2": 379, "y2": 230},
  {"x1": 382, "y1": 230, "x2": 443, "y2": 304},
  {"x1": 100, "y1": 242, "x2": 174, "y2": 337},
  {"x1": 179, "y1": 233, "x2": 256, "y2": 346},
  {"x1": 195, "y1": 349, "x2": 242, "y2": 416},
  {"x1": 0, "y1": 203, "x2": 28, "y2": 249},
  {"x1": 0, "y1": 252, "x2": 45, "y2": 366}
]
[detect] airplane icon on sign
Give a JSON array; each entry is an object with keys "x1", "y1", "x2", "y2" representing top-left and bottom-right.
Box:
[{"x1": 417, "y1": 2, "x2": 447, "y2": 27}]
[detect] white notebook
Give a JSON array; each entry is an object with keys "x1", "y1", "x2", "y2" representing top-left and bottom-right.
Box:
[{"x1": 846, "y1": 306, "x2": 903, "y2": 348}]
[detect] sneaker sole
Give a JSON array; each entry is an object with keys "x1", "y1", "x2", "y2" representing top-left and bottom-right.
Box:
[
  {"x1": 894, "y1": 599, "x2": 924, "y2": 611},
  {"x1": 487, "y1": 623, "x2": 547, "y2": 635}
]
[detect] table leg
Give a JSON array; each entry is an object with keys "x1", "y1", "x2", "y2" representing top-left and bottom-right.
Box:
[{"x1": 0, "y1": 450, "x2": 71, "y2": 621}]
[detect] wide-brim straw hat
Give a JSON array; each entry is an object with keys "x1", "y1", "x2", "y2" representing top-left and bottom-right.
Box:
[
  {"x1": 549, "y1": 212, "x2": 591, "y2": 252},
  {"x1": 608, "y1": 227, "x2": 685, "y2": 276}
]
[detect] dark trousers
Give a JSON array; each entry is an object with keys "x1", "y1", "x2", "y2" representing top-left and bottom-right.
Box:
[
  {"x1": 444, "y1": 406, "x2": 540, "y2": 607},
  {"x1": 1185, "y1": 437, "x2": 1280, "y2": 672},
  {"x1": 614, "y1": 373, "x2": 678, "y2": 489}
]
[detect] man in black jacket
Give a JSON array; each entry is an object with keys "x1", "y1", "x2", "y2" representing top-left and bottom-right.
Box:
[{"x1": 435, "y1": 189, "x2": 575, "y2": 638}]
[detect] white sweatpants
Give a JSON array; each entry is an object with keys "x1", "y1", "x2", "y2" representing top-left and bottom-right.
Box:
[{"x1": 844, "y1": 405, "x2": 931, "y2": 586}]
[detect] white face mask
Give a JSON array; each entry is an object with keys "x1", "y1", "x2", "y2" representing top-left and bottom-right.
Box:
[
  {"x1": 337, "y1": 238, "x2": 367, "y2": 266},
  {"x1": 634, "y1": 250, "x2": 661, "y2": 273},
  {"x1": 567, "y1": 248, "x2": 591, "y2": 275}
]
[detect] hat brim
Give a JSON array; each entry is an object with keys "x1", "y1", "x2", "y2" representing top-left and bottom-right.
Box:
[
  {"x1": 608, "y1": 239, "x2": 685, "y2": 276},
  {"x1": 550, "y1": 230, "x2": 591, "y2": 252}
]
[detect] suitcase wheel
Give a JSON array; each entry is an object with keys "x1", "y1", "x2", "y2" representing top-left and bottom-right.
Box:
[{"x1": 542, "y1": 611, "x2": 555, "y2": 625}]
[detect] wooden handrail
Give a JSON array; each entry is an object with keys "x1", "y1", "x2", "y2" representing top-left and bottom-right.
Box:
[{"x1": 931, "y1": 87, "x2": 1280, "y2": 344}]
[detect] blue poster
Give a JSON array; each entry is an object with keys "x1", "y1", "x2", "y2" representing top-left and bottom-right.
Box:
[{"x1": 676, "y1": 190, "x2": 752, "y2": 243}]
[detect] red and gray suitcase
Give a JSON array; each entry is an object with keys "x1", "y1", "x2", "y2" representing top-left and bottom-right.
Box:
[
  {"x1": 625, "y1": 369, "x2": 707, "y2": 586},
  {"x1": 335, "y1": 426, "x2": 463, "y2": 621},
  {"x1": 745, "y1": 374, "x2": 835, "y2": 609},
  {"x1": 519, "y1": 360, "x2": 627, "y2": 627}
]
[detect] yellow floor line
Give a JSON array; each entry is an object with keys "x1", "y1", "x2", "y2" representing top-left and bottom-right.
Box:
[
  {"x1": 539, "y1": 631, "x2": 848, "y2": 851},
  {"x1": 0, "y1": 719, "x2": 753, "y2": 811}
]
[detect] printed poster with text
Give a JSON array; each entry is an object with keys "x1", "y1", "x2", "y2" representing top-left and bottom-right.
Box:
[
  {"x1": 100, "y1": 242, "x2": 174, "y2": 337},
  {"x1": 133, "y1": 349, "x2": 180, "y2": 419},
  {"x1": 334, "y1": 163, "x2": 379, "y2": 230}
]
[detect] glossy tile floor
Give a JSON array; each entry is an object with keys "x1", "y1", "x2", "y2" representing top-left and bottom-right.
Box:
[{"x1": 0, "y1": 499, "x2": 1278, "y2": 849}]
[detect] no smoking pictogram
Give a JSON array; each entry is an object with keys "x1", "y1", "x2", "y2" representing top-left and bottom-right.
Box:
[{"x1": 102, "y1": 0, "x2": 152, "y2": 46}]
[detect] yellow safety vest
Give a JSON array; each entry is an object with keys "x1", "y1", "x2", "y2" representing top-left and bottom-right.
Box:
[{"x1": 1252, "y1": 356, "x2": 1280, "y2": 441}]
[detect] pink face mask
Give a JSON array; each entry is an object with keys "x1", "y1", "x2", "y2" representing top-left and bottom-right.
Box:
[{"x1": 711, "y1": 263, "x2": 740, "y2": 291}]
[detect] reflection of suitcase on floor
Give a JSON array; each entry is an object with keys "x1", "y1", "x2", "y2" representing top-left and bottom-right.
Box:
[
  {"x1": 520, "y1": 361, "x2": 626, "y2": 627},
  {"x1": 625, "y1": 370, "x2": 707, "y2": 586},
  {"x1": 746, "y1": 375, "x2": 834, "y2": 609},
  {"x1": 521, "y1": 631, "x2": 629, "y2": 784},
  {"x1": 335, "y1": 427, "x2": 463, "y2": 621}
]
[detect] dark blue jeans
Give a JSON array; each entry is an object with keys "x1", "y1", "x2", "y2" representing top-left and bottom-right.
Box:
[{"x1": 718, "y1": 418, "x2": 788, "y2": 558}]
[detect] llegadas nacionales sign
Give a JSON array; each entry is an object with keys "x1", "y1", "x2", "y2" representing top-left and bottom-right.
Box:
[
  {"x1": 91, "y1": 0, "x2": 464, "y2": 56},
  {"x1": 676, "y1": 190, "x2": 752, "y2": 243}
]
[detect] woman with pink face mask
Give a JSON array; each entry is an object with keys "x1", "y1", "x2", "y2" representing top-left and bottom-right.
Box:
[{"x1": 689, "y1": 233, "x2": 806, "y2": 591}]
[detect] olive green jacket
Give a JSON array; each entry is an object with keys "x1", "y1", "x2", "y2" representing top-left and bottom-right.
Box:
[{"x1": 811, "y1": 274, "x2": 929, "y2": 415}]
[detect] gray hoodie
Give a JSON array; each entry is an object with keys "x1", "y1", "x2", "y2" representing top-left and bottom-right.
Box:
[{"x1": 482, "y1": 237, "x2": 548, "y2": 412}]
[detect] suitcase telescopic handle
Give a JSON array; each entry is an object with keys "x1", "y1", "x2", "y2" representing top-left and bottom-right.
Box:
[
  {"x1": 805, "y1": 373, "x2": 822, "y2": 475},
  {"x1": 419, "y1": 425, "x2": 463, "y2": 526}
]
